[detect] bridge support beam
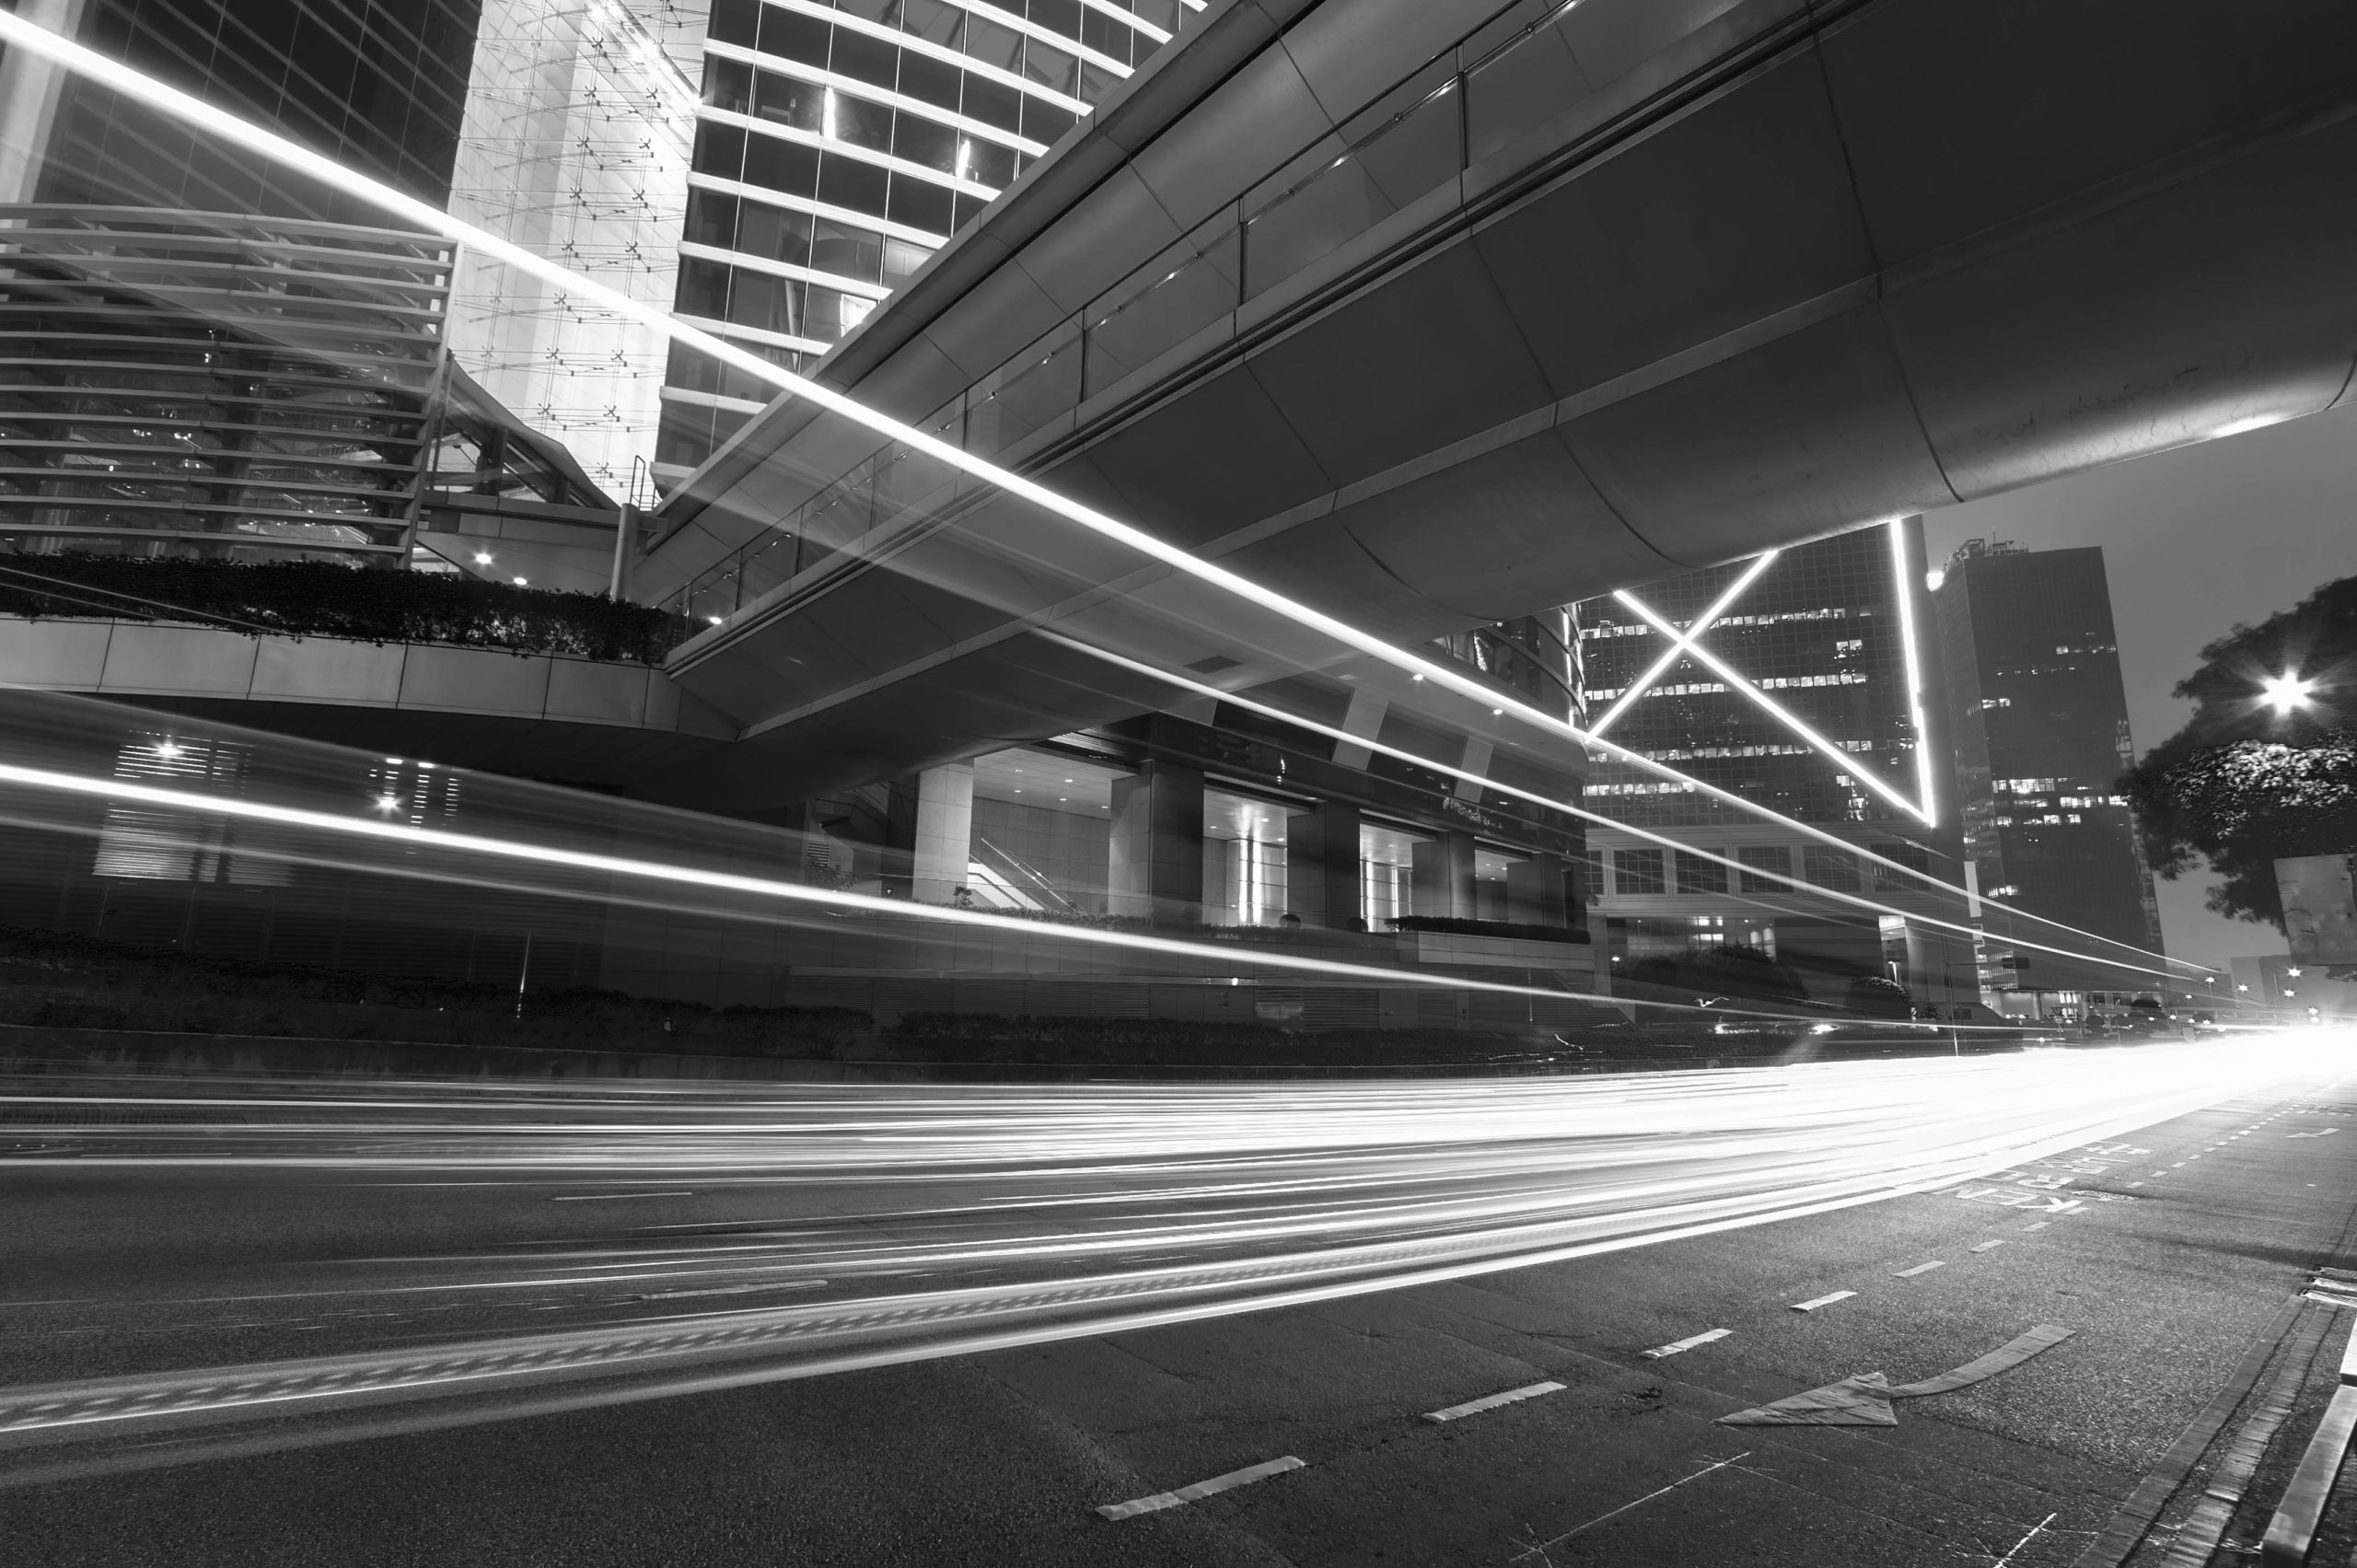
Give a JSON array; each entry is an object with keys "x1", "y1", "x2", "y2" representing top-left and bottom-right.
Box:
[
  {"x1": 1411, "y1": 830, "x2": 1478, "y2": 920},
  {"x1": 910, "y1": 763, "x2": 974, "y2": 905},
  {"x1": 1109, "y1": 761, "x2": 1203, "y2": 924},
  {"x1": 1286, "y1": 802, "x2": 1363, "y2": 931}
]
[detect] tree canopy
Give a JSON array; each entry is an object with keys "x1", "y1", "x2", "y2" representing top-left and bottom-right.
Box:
[{"x1": 2122, "y1": 575, "x2": 2357, "y2": 926}]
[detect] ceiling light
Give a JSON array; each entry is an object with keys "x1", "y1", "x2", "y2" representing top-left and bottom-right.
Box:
[{"x1": 472, "y1": 552, "x2": 493, "y2": 565}]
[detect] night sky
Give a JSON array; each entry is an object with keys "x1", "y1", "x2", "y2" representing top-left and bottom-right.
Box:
[{"x1": 1920, "y1": 403, "x2": 2357, "y2": 973}]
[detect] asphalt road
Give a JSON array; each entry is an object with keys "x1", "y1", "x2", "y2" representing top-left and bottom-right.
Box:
[{"x1": 2, "y1": 1039, "x2": 2354, "y2": 1566}]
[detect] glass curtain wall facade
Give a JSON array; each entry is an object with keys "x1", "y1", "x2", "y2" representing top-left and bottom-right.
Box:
[
  {"x1": 1932, "y1": 539, "x2": 2164, "y2": 990},
  {"x1": 0, "y1": 0, "x2": 626, "y2": 567},
  {"x1": 1575, "y1": 520, "x2": 1967, "y2": 1003},
  {"x1": 654, "y1": 0, "x2": 1191, "y2": 485}
]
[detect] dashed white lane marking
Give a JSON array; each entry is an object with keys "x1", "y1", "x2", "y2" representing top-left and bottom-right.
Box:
[
  {"x1": 1423, "y1": 1380, "x2": 1564, "y2": 1423},
  {"x1": 1969, "y1": 1241, "x2": 2006, "y2": 1254},
  {"x1": 1097, "y1": 1455, "x2": 1305, "y2": 1519},
  {"x1": 551, "y1": 1191, "x2": 695, "y2": 1202},
  {"x1": 1640, "y1": 1329, "x2": 1731, "y2": 1360},
  {"x1": 1790, "y1": 1291, "x2": 1856, "y2": 1313},
  {"x1": 1893, "y1": 1261, "x2": 1946, "y2": 1278},
  {"x1": 2021, "y1": 1221, "x2": 2051, "y2": 1232},
  {"x1": 2128, "y1": 1181, "x2": 2146, "y2": 1188}
]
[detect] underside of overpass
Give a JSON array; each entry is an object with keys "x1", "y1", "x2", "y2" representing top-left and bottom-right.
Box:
[{"x1": 632, "y1": 0, "x2": 2357, "y2": 808}]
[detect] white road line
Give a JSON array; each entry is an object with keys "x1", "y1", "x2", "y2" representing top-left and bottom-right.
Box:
[
  {"x1": 1969, "y1": 1241, "x2": 2006, "y2": 1254},
  {"x1": 1423, "y1": 1380, "x2": 1565, "y2": 1423},
  {"x1": 1509, "y1": 1451, "x2": 1752, "y2": 1562},
  {"x1": 1097, "y1": 1455, "x2": 1305, "y2": 1519},
  {"x1": 1893, "y1": 1261, "x2": 1946, "y2": 1278},
  {"x1": 2021, "y1": 1221, "x2": 2051, "y2": 1232},
  {"x1": 1993, "y1": 1511, "x2": 2058, "y2": 1568},
  {"x1": 551, "y1": 1191, "x2": 695, "y2": 1202},
  {"x1": 1790, "y1": 1291, "x2": 1856, "y2": 1313},
  {"x1": 1640, "y1": 1329, "x2": 1731, "y2": 1360}
]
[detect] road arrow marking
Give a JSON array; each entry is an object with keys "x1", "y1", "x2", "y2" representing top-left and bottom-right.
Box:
[{"x1": 1717, "y1": 1324, "x2": 2074, "y2": 1427}]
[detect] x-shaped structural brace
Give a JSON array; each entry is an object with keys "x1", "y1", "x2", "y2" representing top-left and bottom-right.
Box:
[{"x1": 1585, "y1": 520, "x2": 1937, "y2": 826}]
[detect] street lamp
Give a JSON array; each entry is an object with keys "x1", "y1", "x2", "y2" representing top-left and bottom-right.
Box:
[{"x1": 2260, "y1": 671, "x2": 2316, "y2": 714}]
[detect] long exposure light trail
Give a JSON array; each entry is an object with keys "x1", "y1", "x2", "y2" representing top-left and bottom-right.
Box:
[
  {"x1": 1045, "y1": 634, "x2": 2194, "y2": 985},
  {"x1": 0, "y1": 10, "x2": 2202, "y2": 985},
  {"x1": 0, "y1": 757, "x2": 1615, "y2": 1008},
  {"x1": 0, "y1": 1037, "x2": 2321, "y2": 1486}
]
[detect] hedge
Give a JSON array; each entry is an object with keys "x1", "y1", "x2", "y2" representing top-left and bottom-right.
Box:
[
  {"x1": 1387, "y1": 915, "x2": 1592, "y2": 945},
  {"x1": 0, "y1": 554, "x2": 691, "y2": 664}
]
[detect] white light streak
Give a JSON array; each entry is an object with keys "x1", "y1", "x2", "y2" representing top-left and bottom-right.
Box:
[
  {"x1": 0, "y1": 11, "x2": 2192, "y2": 980},
  {"x1": 0, "y1": 758, "x2": 1608, "y2": 1008},
  {"x1": 1042, "y1": 638, "x2": 2192, "y2": 986},
  {"x1": 1611, "y1": 588, "x2": 1934, "y2": 825},
  {"x1": 1588, "y1": 551, "x2": 1779, "y2": 739}
]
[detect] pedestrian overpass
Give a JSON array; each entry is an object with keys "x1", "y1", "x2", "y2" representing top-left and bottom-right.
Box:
[{"x1": 630, "y1": 0, "x2": 2357, "y2": 808}]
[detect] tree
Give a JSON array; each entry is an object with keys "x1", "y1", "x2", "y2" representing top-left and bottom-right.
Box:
[{"x1": 2122, "y1": 575, "x2": 2357, "y2": 927}]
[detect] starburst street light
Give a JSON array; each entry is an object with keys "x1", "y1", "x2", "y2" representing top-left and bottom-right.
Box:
[{"x1": 2260, "y1": 671, "x2": 2317, "y2": 714}]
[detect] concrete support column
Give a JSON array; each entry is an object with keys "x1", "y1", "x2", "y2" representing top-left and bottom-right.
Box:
[
  {"x1": 1109, "y1": 761, "x2": 1204, "y2": 923},
  {"x1": 1454, "y1": 738, "x2": 1493, "y2": 802},
  {"x1": 1506, "y1": 852, "x2": 1569, "y2": 928},
  {"x1": 1332, "y1": 688, "x2": 1388, "y2": 770},
  {"x1": 1285, "y1": 802, "x2": 1362, "y2": 929},
  {"x1": 0, "y1": 0, "x2": 83, "y2": 208},
  {"x1": 1411, "y1": 830, "x2": 1477, "y2": 918},
  {"x1": 910, "y1": 763, "x2": 974, "y2": 904}
]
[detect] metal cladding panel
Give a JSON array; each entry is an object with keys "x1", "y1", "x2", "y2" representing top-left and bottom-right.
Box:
[
  {"x1": 1819, "y1": 0, "x2": 2357, "y2": 267},
  {"x1": 1218, "y1": 514, "x2": 1459, "y2": 649},
  {"x1": 1012, "y1": 165, "x2": 1185, "y2": 317},
  {"x1": 1242, "y1": 241, "x2": 1555, "y2": 487},
  {"x1": 1280, "y1": 0, "x2": 1492, "y2": 122},
  {"x1": 394, "y1": 644, "x2": 552, "y2": 717},
  {"x1": 1068, "y1": 365, "x2": 1335, "y2": 548},
  {"x1": 1886, "y1": 117, "x2": 2357, "y2": 500},
  {"x1": 1560, "y1": 307, "x2": 1955, "y2": 568},
  {"x1": 1332, "y1": 427, "x2": 1677, "y2": 623},
  {"x1": 1470, "y1": 51, "x2": 1874, "y2": 399},
  {"x1": 909, "y1": 250, "x2": 1066, "y2": 385},
  {"x1": 544, "y1": 659, "x2": 652, "y2": 728},
  {"x1": 0, "y1": 618, "x2": 110, "y2": 689},
  {"x1": 250, "y1": 637, "x2": 403, "y2": 705},
  {"x1": 1562, "y1": 0, "x2": 1756, "y2": 90},
  {"x1": 99, "y1": 624, "x2": 260, "y2": 696},
  {"x1": 1130, "y1": 38, "x2": 1333, "y2": 236}
]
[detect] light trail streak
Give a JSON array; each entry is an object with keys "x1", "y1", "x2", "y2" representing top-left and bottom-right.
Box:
[
  {"x1": 0, "y1": 757, "x2": 1625, "y2": 1010},
  {"x1": 0, "y1": 10, "x2": 2202, "y2": 983},
  {"x1": 0, "y1": 1037, "x2": 2328, "y2": 1485},
  {"x1": 1045, "y1": 633, "x2": 2195, "y2": 985}
]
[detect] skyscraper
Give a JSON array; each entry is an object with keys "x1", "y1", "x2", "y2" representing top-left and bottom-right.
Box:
[
  {"x1": 1574, "y1": 519, "x2": 1972, "y2": 1005},
  {"x1": 1932, "y1": 539, "x2": 2164, "y2": 992},
  {"x1": 653, "y1": 0, "x2": 1192, "y2": 488},
  {"x1": 0, "y1": 0, "x2": 623, "y2": 573}
]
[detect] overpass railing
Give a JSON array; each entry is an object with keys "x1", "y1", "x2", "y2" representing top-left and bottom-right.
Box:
[{"x1": 662, "y1": 0, "x2": 1770, "y2": 631}]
